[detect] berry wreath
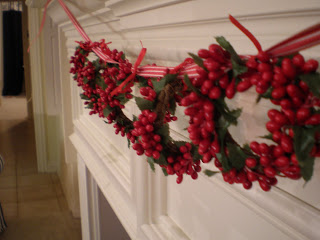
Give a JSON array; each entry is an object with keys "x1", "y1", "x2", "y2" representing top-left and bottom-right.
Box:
[{"x1": 70, "y1": 16, "x2": 320, "y2": 192}]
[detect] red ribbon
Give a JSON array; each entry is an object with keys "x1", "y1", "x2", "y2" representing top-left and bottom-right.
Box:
[
  {"x1": 229, "y1": 14, "x2": 320, "y2": 57},
  {"x1": 110, "y1": 47, "x2": 147, "y2": 96}
]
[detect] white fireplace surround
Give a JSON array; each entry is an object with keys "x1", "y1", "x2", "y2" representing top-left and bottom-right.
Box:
[{"x1": 27, "y1": 0, "x2": 320, "y2": 239}]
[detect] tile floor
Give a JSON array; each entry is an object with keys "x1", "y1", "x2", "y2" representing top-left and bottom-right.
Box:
[{"x1": 0, "y1": 96, "x2": 81, "y2": 239}]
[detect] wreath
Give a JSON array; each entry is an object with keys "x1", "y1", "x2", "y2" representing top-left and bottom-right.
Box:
[{"x1": 70, "y1": 16, "x2": 320, "y2": 191}]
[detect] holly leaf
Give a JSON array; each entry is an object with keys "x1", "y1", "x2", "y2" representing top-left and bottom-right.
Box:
[
  {"x1": 191, "y1": 145, "x2": 202, "y2": 161},
  {"x1": 115, "y1": 93, "x2": 130, "y2": 105},
  {"x1": 173, "y1": 141, "x2": 188, "y2": 148},
  {"x1": 215, "y1": 36, "x2": 243, "y2": 64},
  {"x1": 121, "y1": 53, "x2": 126, "y2": 60},
  {"x1": 183, "y1": 75, "x2": 201, "y2": 95},
  {"x1": 83, "y1": 77, "x2": 89, "y2": 84},
  {"x1": 256, "y1": 86, "x2": 273, "y2": 103},
  {"x1": 162, "y1": 168, "x2": 168, "y2": 176},
  {"x1": 300, "y1": 72, "x2": 320, "y2": 98},
  {"x1": 226, "y1": 143, "x2": 247, "y2": 170},
  {"x1": 188, "y1": 53, "x2": 205, "y2": 69},
  {"x1": 127, "y1": 138, "x2": 131, "y2": 148},
  {"x1": 231, "y1": 59, "x2": 247, "y2": 78},
  {"x1": 216, "y1": 152, "x2": 231, "y2": 172},
  {"x1": 204, "y1": 169, "x2": 219, "y2": 177},
  {"x1": 137, "y1": 76, "x2": 149, "y2": 88},
  {"x1": 135, "y1": 97, "x2": 154, "y2": 111},
  {"x1": 92, "y1": 60, "x2": 101, "y2": 71},
  {"x1": 156, "y1": 124, "x2": 170, "y2": 144},
  {"x1": 293, "y1": 126, "x2": 320, "y2": 181},
  {"x1": 260, "y1": 133, "x2": 273, "y2": 141},
  {"x1": 103, "y1": 106, "x2": 112, "y2": 117},
  {"x1": 154, "y1": 153, "x2": 167, "y2": 166},
  {"x1": 96, "y1": 76, "x2": 107, "y2": 90},
  {"x1": 80, "y1": 93, "x2": 90, "y2": 100},
  {"x1": 147, "y1": 157, "x2": 155, "y2": 172},
  {"x1": 152, "y1": 77, "x2": 167, "y2": 94},
  {"x1": 85, "y1": 102, "x2": 94, "y2": 109}
]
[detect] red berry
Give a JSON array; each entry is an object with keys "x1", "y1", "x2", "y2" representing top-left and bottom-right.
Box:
[
  {"x1": 243, "y1": 181, "x2": 253, "y2": 190},
  {"x1": 245, "y1": 158, "x2": 257, "y2": 168},
  {"x1": 208, "y1": 87, "x2": 222, "y2": 99},
  {"x1": 303, "y1": 59, "x2": 318, "y2": 73},
  {"x1": 259, "y1": 180, "x2": 271, "y2": 191},
  {"x1": 275, "y1": 156, "x2": 290, "y2": 168},
  {"x1": 264, "y1": 166, "x2": 277, "y2": 178},
  {"x1": 260, "y1": 156, "x2": 271, "y2": 166},
  {"x1": 236, "y1": 80, "x2": 252, "y2": 92},
  {"x1": 280, "y1": 135, "x2": 293, "y2": 153},
  {"x1": 271, "y1": 87, "x2": 286, "y2": 99}
]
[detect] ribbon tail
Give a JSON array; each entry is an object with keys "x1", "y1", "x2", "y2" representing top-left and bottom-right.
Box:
[
  {"x1": 110, "y1": 47, "x2": 147, "y2": 97},
  {"x1": 28, "y1": 0, "x2": 52, "y2": 52},
  {"x1": 266, "y1": 22, "x2": 320, "y2": 57},
  {"x1": 229, "y1": 14, "x2": 262, "y2": 53}
]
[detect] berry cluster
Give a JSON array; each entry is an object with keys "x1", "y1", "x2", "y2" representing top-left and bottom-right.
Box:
[
  {"x1": 140, "y1": 87, "x2": 156, "y2": 101},
  {"x1": 131, "y1": 110, "x2": 163, "y2": 158},
  {"x1": 70, "y1": 40, "x2": 134, "y2": 119},
  {"x1": 180, "y1": 93, "x2": 219, "y2": 163},
  {"x1": 164, "y1": 143, "x2": 202, "y2": 184}
]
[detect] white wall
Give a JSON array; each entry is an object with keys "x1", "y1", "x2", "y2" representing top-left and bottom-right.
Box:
[{"x1": 44, "y1": 0, "x2": 320, "y2": 239}]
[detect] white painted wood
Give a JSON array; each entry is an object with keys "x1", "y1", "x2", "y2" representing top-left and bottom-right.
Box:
[
  {"x1": 77, "y1": 156, "x2": 91, "y2": 240},
  {"x1": 48, "y1": 0, "x2": 320, "y2": 239},
  {"x1": 27, "y1": 7, "x2": 48, "y2": 172}
]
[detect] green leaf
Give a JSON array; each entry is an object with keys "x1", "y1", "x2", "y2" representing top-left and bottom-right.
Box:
[
  {"x1": 183, "y1": 75, "x2": 201, "y2": 95},
  {"x1": 300, "y1": 72, "x2": 320, "y2": 98},
  {"x1": 133, "y1": 115, "x2": 138, "y2": 122},
  {"x1": 215, "y1": 36, "x2": 243, "y2": 64},
  {"x1": 156, "y1": 124, "x2": 170, "y2": 144},
  {"x1": 92, "y1": 60, "x2": 101, "y2": 71},
  {"x1": 80, "y1": 93, "x2": 90, "y2": 100},
  {"x1": 121, "y1": 53, "x2": 126, "y2": 60},
  {"x1": 191, "y1": 145, "x2": 202, "y2": 161},
  {"x1": 260, "y1": 133, "x2": 273, "y2": 141},
  {"x1": 256, "y1": 86, "x2": 273, "y2": 103},
  {"x1": 96, "y1": 76, "x2": 107, "y2": 90},
  {"x1": 135, "y1": 97, "x2": 154, "y2": 111},
  {"x1": 188, "y1": 53, "x2": 205, "y2": 69},
  {"x1": 162, "y1": 168, "x2": 168, "y2": 176},
  {"x1": 83, "y1": 77, "x2": 89, "y2": 84},
  {"x1": 127, "y1": 138, "x2": 131, "y2": 148},
  {"x1": 115, "y1": 93, "x2": 130, "y2": 105},
  {"x1": 137, "y1": 76, "x2": 149, "y2": 88},
  {"x1": 85, "y1": 102, "x2": 94, "y2": 109},
  {"x1": 216, "y1": 152, "x2": 231, "y2": 172},
  {"x1": 154, "y1": 153, "x2": 167, "y2": 166},
  {"x1": 204, "y1": 169, "x2": 219, "y2": 177},
  {"x1": 152, "y1": 78, "x2": 167, "y2": 94},
  {"x1": 231, "y1": 59, "x2": 247, "y2": 78},
  {"x1": 293, "y1": 126, "x2": 319, "y2": 181},
  {"x1": 173, "y1": 141, "x2": 188, "y2": 148},
  {"x1": 226, "y1": 142, "x2": 247, "y2": 170},
  {"x1": 147, "y1": 157, "x2": 155, "y2": 172},
  {"x1": 73, "y1": 73, "x2": 78, "y2": 80},
  {"x1": 103, "y1": 106, "x2": 112, "y2": 117}
]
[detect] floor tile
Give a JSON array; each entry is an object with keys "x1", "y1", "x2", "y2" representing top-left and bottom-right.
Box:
[
  {"x1": 17, "y1": 173, "x2": 52, "y2": 187},
  {"x1": 1, "y1": 202, "x2": 18, "y2": 218},
  {"x1": 18, "y1": 184, "x2": 56, "y2": 202},
  {"x1": 0, "y1": 188, "x2": 17, "y2": 203},
  {"x1": 18, "y1": 199, "x2": 61, "y2": 218},
  {"x1": 0, "y1": 175, "x2": 16, "y2": 189}
]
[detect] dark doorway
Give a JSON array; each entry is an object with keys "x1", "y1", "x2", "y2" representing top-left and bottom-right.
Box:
[{"x1": 2, "y1": 6, "x2": 24, "y2": 96}]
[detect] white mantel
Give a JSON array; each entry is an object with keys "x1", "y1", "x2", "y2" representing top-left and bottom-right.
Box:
[{"x1": 37, "y1": 0, "x2": 320, "y2": 239}]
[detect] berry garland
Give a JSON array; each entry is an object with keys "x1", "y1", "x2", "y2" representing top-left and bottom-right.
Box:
[{"x1": 70, "y1": 16, "x2": 320, "y2": 191}]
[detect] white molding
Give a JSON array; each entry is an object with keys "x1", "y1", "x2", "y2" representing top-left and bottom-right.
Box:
[
  {"x1": 28, "y1": 7, "x2": 48, "y2": 172},
  {"x1": 70, "y1": 131, "x2": 137, "y2": 239},
  {"x1": 25, "y1": 0, "x2": 47, "y2": 8},
  {"x1": 77, "y1": 157, "x2": 91, "y2": 240}
]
